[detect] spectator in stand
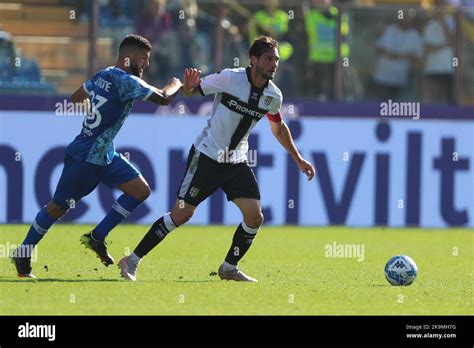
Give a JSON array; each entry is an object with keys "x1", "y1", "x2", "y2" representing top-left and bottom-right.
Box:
[
  {"x1": 304, "y1": 0, "x2": 350, "y2": 101},
  {"x1": 219, "y1": 4, "x2": 248, "y2": 68},
  {"x1": 422, "y1": 0, "x2": 455, "y2": 103},
  {"x1": 249, "y1": 0, "x2": 289, "y2": 40},
  {"x1": 135, "y1": 0, "x2": 174, "y2": 85},
  {"x1": 371, "y1": 15, "x2": 423, "y2": 101},
  {"x1": 248, "y1": 0, "x2": 294, "y2": 95},
  {"x1": 76, "y1": 0, "x2": 139, "y2": 26},
  {"x1": 0, "y1": 31, "x2": 15, "y2": 81},
  {"x1": 136, "y1": 0, "x2": 172, "y2": 44},
  {"x1": 177, "y1": 0, "x2": 213, "y2": 75}
]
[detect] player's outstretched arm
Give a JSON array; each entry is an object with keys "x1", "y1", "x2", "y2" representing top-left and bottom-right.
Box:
[
  {"x1": 269, "y1": 118, "x2": 316, "y2": 181},
  {"x1": 182, "y1": 68, "x2": 202, "y2": 97},
  {"x1": 70, "y1": 85, "x2": 89, "y2": 103},
  {"x1": 147, "y1": 77, "x2": 183, "y2": 105}
]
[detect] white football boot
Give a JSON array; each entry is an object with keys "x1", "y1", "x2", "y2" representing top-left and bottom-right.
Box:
[
  {"x1": 118, "y1": 256, "x2": 138, "y2": 282},
  {"x1": 218, "y1": 264, "x2": 258, "y2": 282}
]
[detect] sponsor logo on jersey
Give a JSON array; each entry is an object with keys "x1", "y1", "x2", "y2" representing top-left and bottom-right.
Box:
[{"x1": 221, "y1": 93, "x2": 266, "y2": 121}]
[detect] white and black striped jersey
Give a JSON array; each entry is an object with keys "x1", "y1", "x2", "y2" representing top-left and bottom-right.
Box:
[{"x1": 194, "y1": 66, "x2": 283, "y2": 164}]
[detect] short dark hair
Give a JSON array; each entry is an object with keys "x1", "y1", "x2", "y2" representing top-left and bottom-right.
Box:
[
  {"x1": 119, "y1": 34, "x2": 152, "y2": 53},
  {"x1": 249, "y1": 36, "x2": 278, "y2": 59}
]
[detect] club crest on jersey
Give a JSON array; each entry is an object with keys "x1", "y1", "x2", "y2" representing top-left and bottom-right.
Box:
[
  {"x1": 264, "y1": 96, "x2": 273, "y2": 106},
  {"x1": 189, "y1": 186, "x2": 200, "y2": 198}
]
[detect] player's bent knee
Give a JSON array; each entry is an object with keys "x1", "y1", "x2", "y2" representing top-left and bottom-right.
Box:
[
  {"x1": 46, "y1": 202, "x2": 68, "y2": 219},
  {"x1": 128, "y1": 185, "x2": 150, "y2": 201},
  {"x1": 246, "y1": 211, "x2": 264, "y2": 228},
  {"x1": 180, "y1": 209, "x2": 195, "y2": 224},
  {"x1": 259, "y1": 212, "x2": 264, "y2": 226},
  {"x1": 173, "y1": 212, "x2": 193, "y2": 226},
  {"x1": 139, "y1": 185, "x2": 151, "y2": 201},
  {"x1": 171, "y1": 206, "x2": 194, "y2": 226}
]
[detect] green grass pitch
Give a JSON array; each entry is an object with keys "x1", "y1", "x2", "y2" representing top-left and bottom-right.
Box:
[{"x1": 0, "y1": 224, "x2": 472, "y2": 315}]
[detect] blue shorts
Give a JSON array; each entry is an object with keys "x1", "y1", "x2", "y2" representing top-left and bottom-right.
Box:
[{"x1": 52, "y1": 152, "x2": 141, "y2": 209}]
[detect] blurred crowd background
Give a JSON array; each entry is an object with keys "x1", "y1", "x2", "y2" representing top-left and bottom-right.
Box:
[{"x1": 0, "y1": 0, "x2": 473, "y2": 104}]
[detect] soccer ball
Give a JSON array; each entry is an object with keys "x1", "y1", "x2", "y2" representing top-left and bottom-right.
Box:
[{"x1": 384, "y1": 255, "x2": 418, "y2": 286}]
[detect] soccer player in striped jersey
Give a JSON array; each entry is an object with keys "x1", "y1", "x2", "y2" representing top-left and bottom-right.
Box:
[{"x1": 120, "y1": 36, "x2": 315, "y2": 282}]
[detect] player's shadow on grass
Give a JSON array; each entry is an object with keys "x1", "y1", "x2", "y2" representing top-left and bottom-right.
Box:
[
  {"x1": 0, "y1": 278, "x2": 121, "y2": 283},
  {"x1": 0, "y1": 278, "x2": 216, "y2": 283}
]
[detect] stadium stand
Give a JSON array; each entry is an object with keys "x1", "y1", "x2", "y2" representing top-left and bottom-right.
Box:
[{"x1": 0, "y1": 0, "x2": 113, "y2": 94}]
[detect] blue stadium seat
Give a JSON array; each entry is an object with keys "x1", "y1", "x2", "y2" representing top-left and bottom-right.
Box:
[
  {"x1": 0, "y1": 57, "x2": 56, "y2": 94},
  {"x1": 0, "y1": 58, "x2": 15, "y2": 82},
  {"x1": 16, "y1": 58, "x2": 42, "y2": 82}
]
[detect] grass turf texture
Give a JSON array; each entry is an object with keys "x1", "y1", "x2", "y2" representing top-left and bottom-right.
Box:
[{"x1": 0, "y1": 224, "x2": 472, "y2": 315}]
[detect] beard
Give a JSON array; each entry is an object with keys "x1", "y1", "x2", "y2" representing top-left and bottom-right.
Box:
[
  {"x1": 256, "y1": 64, "x2": 274, "y2": 80},
  {"x1": 130, "y1": 62, "x2": 142, "y2": 77}
]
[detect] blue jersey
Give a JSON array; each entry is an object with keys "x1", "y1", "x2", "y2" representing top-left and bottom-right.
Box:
[{"x1": 66, "y1": 66, "x2": 154, "y2": 166}]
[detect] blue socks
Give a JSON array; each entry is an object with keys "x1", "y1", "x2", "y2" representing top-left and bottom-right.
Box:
[
  {"x1": 92, "y1": 194, "x2": 143, "y2": 241},
  {"x1": 21, "y1": 208, "x2": 57, "y2": 253},
  {"x1": 18, "y1": 194, "x2": 143, "y2": 256}
]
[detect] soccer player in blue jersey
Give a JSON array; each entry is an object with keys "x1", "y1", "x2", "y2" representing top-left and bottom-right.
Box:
[{"x1": 11, "y1": 34, "x2": 183, "y2": 278}]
